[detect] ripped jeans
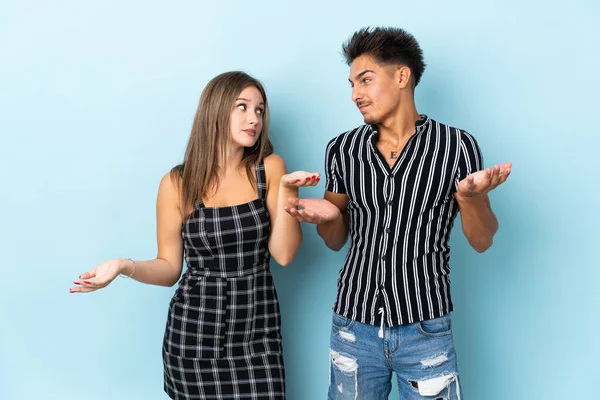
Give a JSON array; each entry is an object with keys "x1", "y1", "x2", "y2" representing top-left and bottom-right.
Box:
[{"x1": 328, "y1": 312, "x2": 461, "y2": 400}]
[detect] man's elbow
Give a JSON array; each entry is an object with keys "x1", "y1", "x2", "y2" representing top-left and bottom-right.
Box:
[
  {"x1": 326, "y1": 243, "x2": 344, "y2": 252},
  {"x1": 470, "y1": 237, "x2": 493, "y2": 253},
  {"x1": 324, "y1": 237, "x2": 348, "y2": 252}
]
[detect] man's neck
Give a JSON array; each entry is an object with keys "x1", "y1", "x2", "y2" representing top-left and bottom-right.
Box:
[{"x1": 376, "y1": 104, "x2": 421, "y2": 145}]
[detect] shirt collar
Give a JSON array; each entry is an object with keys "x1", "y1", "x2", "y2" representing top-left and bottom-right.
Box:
[{"x1": 368, "y1": 114, "x2": 430, "y2": 150}]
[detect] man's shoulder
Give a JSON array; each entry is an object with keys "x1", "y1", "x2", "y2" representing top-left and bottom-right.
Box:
[
  {"x1": 427, "y1": 118, "x2": 475, "y2": 143},
  {"x1": 327, "y1": 124, "x2": 373, "y2": 149}
]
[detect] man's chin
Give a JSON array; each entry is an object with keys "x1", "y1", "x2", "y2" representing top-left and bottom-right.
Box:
[{"x1": 363, "y1": 115, "x2": 378, "y2": 125}]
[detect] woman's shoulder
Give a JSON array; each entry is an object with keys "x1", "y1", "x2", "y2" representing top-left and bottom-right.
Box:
[
  {"x1": 159, "y1": 167, "x2": 183, "y2": 198},
  {"x1": 262, "y1": 153, "x2": 286, "y2": 171},
  {"x1": 262, "y1": 153, "x2": 287, "y2": 181}
]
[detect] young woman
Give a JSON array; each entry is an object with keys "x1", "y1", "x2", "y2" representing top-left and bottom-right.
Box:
[{"x1": 70, "y1": 71, "x2": 320, "y2": 399}]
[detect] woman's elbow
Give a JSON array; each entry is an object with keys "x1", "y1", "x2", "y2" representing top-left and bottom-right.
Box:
[{"x1": 272, "y1": 251, "x2": 297, "y2": 267}]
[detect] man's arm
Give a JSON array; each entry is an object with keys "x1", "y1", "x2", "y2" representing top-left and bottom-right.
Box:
[
  {"x1": 456, "y1": 192, "x2": 497, "y2": 253},
  {"x1": 285, "y1": 191, "x2": 350, "y2": 251},
  {"x1": 316, "y1": 192, "x2": 350, "y2": 251},
  {"x1": 455, "y1": 164, "x2": 511, "y2": 253}
]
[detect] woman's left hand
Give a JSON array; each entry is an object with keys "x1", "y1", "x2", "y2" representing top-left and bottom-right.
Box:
[{"x1": 281, "y1": 171, "x2": 321, "y2": 189}]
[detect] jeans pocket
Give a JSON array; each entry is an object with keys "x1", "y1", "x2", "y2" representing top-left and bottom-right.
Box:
[
  {"x1": 332, "y1": 312, "x2": 355, "y2": 330},
  {"x1": 418, "y1": 313, "x2": 452, "y2": 337}
]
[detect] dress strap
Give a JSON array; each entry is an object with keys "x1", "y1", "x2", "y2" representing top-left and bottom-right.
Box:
[{"x1": 255, "y1": 160, "x2": 267, "y2": 200}]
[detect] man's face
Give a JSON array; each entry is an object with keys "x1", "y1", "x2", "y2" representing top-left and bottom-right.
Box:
[{"x1": 349, "y1": 54, "x2": 402, "y2": 125}]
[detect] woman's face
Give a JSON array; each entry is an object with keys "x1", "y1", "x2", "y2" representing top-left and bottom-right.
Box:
[{"x1": 229, "y1": 85, "x2": 265, "y2": 149}]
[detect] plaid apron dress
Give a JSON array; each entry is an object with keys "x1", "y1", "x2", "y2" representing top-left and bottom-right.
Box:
[{"x1": 162, "y1": 161, "x2": 285, "y2": 399}]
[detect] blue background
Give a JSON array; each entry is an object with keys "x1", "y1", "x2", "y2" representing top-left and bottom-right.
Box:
[{"x1": 1, "y1": 1, "x2": 598, "y2": 399}]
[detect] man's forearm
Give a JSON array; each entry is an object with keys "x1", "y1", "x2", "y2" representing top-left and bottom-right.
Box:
[
  {"x1": 317, "y1": 212, "x2": 349, "y2": 251},
  {"x1": 456, "y1": 193, "x2": 498, "y2": 253}
]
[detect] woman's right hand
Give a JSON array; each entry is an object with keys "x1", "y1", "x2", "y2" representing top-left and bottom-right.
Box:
[{"x1": 70, "y1": 258, "x2": 130, "y2": 294}]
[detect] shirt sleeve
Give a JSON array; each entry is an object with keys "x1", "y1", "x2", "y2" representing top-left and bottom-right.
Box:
[
  {"x1": 456, "y1": 131, "x2": 484, "y2": 186},
  {"x1": 324, "y1": 138, "x2": 346, "y2": 194}
]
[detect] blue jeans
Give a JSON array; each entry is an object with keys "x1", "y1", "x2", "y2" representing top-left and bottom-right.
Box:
[{"x1": 328, "y1": 312, "x2": 461, "y2": 399}]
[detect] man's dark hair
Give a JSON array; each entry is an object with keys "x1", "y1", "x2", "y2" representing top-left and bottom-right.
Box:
[{"x1": 342, "y1": 27, "x2": 426, "y2": 87}]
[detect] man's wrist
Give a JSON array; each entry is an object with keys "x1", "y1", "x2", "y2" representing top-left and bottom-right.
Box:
[{"x1": 455, "y1": 191, "x2": 483, "y2": 204}]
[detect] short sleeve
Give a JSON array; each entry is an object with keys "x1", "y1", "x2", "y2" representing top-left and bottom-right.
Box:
[
  {"x1": 324, "y1": 138, "x2": 346, "y2": 194},
  {"x1": 456, "y1": 131, "x2": 484, "y2": 185}
]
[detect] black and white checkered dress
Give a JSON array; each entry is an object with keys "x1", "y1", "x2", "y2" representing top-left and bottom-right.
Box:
[{"x1": 162, "y1": 161, "x2": 285, "y2": 399}]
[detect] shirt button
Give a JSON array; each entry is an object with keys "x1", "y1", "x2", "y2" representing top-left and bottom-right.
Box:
[
  {"x1": 388, "y1": 201, "x2": 393, "y2": 205},
  {"x1": 385, "y1": 228, "x2": 390, "y2": 233}
]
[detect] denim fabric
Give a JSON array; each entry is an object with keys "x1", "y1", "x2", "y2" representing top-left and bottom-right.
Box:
[{"x1": 328, "y1": 312, "x2": 461, "y2": 399}]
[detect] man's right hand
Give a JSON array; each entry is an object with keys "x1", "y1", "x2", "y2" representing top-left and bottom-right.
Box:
[{"x1": 285, "y1": 197, "x2": 342, "y2": 224}]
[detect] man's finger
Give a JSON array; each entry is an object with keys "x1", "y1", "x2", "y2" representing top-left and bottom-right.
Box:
[
  {"x1": 286, "y1": 207, "x2": 308, "y2": 222},
  {"x1": 490, "y1": 166, "x2": 501, "y2": 187},
  {"x1": 499, "y1": 164, "x2": 512, "y2": 178},
  {"x1": 298, "y1": 209, "x2": 317, "y2": 224},
  {"x1": 303, "y1": 210, "x2": 315, "y2": 220},
  {"x1": 467, "y1": 175, "x2": 476, "y2": 190},
  {"x1": 286, "y1": 207, "x2": 299, "y2": 216},
  {"x1": 295, "y1": 198, "x2": 308, "y2": 208},
  {"x1": 480, "y1": 170, "x2": 494, "y2": 192},
  {"x1": 294, "y1": 212, "x2": 307, "y2": 223},
  {"x1": 498, "y1": 169, "x2": 511, "y2": 185}
]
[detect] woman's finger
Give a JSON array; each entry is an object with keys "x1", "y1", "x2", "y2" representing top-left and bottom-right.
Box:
[
  {"x1": 69, "y1": 285, "x2": 97, "y2": 294},
  {"x1": 78, "y1": 270, "x2": 96, "y2": 280},
  {"x1": 307, "y1": 178, "x2": 321, "y2": 187},
  {"x1": 80, "y1": 279, "x2": 106, "y2": 289}
]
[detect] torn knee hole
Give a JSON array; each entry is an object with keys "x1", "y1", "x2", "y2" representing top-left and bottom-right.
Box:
[
  {"x1": 408, "y1": 374, "x2": 458, "y2": 397},
  {"x1": 409, "y1": 383, "x2": 444, "y2": 400}
]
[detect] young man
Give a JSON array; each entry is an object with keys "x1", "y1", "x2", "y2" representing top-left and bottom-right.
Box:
[{"x1": 286, "y1": 27, "x2": 511, "y2": 399}]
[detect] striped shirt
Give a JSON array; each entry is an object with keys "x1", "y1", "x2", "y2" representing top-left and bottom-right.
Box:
[{"x1": 325, "y1": 115, "x2": 483, "y2": 327}]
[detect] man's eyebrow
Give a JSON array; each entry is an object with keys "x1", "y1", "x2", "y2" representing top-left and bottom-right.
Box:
[{"x1": 348, "y1": 69, "x2": 375, "y2": 83}]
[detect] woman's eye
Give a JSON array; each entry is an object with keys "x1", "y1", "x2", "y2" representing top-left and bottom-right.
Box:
[{"x1": 236, "y1": 104, "x2": 246, "y2": 110}]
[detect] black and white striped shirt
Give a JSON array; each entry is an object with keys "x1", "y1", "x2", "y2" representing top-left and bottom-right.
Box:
[{"x1": 325, "y1": 115, "x2": 483, "y2": 327}]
